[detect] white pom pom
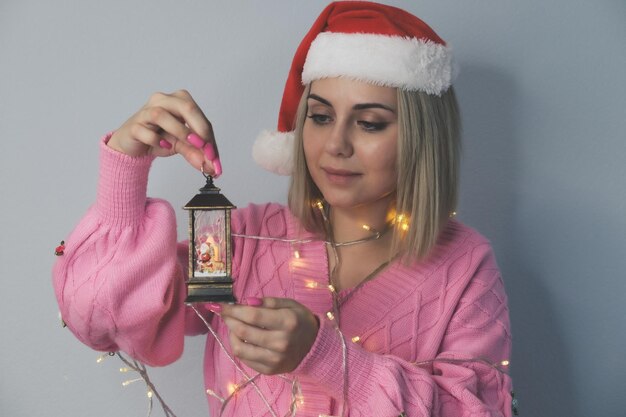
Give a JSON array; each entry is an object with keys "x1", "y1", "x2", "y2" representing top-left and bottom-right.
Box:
[{"x1": 252, "y1": 130, "x2": 295, "y2": 176}]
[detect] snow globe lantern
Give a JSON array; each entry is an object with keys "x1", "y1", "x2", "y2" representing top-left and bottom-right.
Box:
[{"x1": 184, "y1": 173, "x2": 236, "y2": 303}]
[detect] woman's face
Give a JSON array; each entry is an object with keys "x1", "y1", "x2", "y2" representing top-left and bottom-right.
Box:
[{"x1": 303, "y1": 77, "x2": 398, "y2": 211}]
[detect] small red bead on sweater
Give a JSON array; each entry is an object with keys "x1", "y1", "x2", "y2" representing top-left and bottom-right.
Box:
[{"x1": 55, "y1": 241, "x2": 65, "y2": 256}]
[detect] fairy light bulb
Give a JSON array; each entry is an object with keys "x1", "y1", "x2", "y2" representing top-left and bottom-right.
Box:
[
  {"x1": 119, "y1": 367, "x2": 130, "y2": 373},
  {"x1": 501, "y1": 360, "x2": 510, "y2": 366},
  {"x1": 351, "y1": 336, "x2": 361, "y2": 343},
  {"x1": 293, "y1": 250, "x2": 301, "y2": 259},
  {"x1": 122, "y1": 378, "x2": 143, "y2": 387},
  {"x1": 394, "y1": 213, "x2": 410, "y2": 231},
  {"x1": 96, "y1": 353, "x2": 110, "y2": 363},
  {"x1": 326, "y1": 311, "x2": 335, "y2": 321},
  {"x1": 147, "y1": 390, "x2": 154, "y2": 398},
  {"x1": 227, "y1": 382, "x2": 238, "y2": 395},
  {"x1": 362, "y1": 224, "x2": 371, "y2": 231},
  {"x1": 327, "y1": 284, "x2": 336, "y2": 293}
]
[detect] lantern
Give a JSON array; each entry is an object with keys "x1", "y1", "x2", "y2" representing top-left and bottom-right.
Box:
[{"x1": 184, "y1": 172, "x2": 236, "y2": 303}]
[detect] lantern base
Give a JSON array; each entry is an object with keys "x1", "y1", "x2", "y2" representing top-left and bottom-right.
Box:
[{"x1": 185, "y1": 282, "x2": 237, "y2": 303}]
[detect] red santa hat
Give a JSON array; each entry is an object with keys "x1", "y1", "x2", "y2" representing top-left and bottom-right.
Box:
[{"x1": 253, "y1": 1, "x2": 455, "y2": 175}]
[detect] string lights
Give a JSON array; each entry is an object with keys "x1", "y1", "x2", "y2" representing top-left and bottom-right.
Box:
[
  {"x1": 96, "y1": 351, "x2": 177, "y2": 417},
  {"x1": 79, "y1": 201, "x2": 512, "y2": 417}
]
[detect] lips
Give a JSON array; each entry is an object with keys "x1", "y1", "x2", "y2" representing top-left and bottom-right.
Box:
[
  {"x1": 321, "y1": 167, "x2": 361, "y2": 184},
  {"x1": 323, "y1": 167, "x2": 359, "y2": 175}
]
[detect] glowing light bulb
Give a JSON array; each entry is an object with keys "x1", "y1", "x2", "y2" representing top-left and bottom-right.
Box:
[
  {"x1": 362, "y1": 224, "x2": 371, "y2": 231},
  {"x1": 293, "y1": 250, "x2": 301, "y2": 259},
  {"x1": 227, "y1": 382, "x2": 238, "y2": 395},
  {"x1": 122, "y1": 378, "x2": 142, "y2": 387},
  {"x1": 327, "y1": 284, "x2": 336, "y2": 293},
  {"x1": 394, "y1": 213, "x2": 410, "y2": 231},
  {"x1": 501, "y1": 360, "x2": 510, "y2": 366},
  {"x1": 326, "y1": 311, "x2": 335, "y2": 320},
  {"x1": 351, "y1": 336, "x2": 361, "y2": 343},
  {"x1": 119, "y1": 367, "x2": 130, "y2": 373},
  {"x1": 147, "y1": 391, "x2": 154, "y2": 398},
  {"x1": 305, "y1": 281, "x2": 318, "y2": 289}
]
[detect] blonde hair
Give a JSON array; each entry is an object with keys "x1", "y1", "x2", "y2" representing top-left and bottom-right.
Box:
[{"x1": 288, "y1": 84, "x2": 461, "y2": 261}]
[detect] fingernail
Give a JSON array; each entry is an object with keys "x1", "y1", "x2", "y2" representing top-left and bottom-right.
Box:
[
  {"x1": 159, "y1": 139, "x2": 172, "y2": 149},
  {"x1": 206, "y1": 303, "x2": 222, "y2": 314},
  {"x1": 203, "y1": 143, "x2": 216, "y2": 161},
  {"x1": 187, "y1": 133, "x2": 205, "y2": 149},
  {"x1": 213, "y1": 158, "x2": 222, "y2": 177},
  {"x1": 246, "y1": 297, "x2": 263, "y2": 307}
]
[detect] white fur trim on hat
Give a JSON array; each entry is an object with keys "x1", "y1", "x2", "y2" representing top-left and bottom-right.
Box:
[
  {"x1": 302, "y1": 32, "x2": 455, "y2": 95},
  {"x1": 253, "y1": 130, "x2": 295, "y2": 176}
]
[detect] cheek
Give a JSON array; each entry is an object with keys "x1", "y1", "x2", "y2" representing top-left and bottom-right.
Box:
[{"x1": 362, "y1": 136, "x2": 397, "y2": 172}]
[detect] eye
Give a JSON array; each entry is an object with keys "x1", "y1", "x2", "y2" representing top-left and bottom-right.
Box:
[
  {"x1": 357, "y1": 120, "x2": 389, "y2": 132},
  {"x1": 307, "y1": 114, "x2": 333, "y2": 125}
]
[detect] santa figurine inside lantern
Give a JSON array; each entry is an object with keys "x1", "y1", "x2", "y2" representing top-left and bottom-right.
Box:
[{"x1": 184, "y1": 172, "x2": 236, "y2": 303}]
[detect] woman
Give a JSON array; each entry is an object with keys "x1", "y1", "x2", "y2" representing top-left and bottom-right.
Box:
[{"x1": 53, "y1": 2, "x2": 514, "y2": 416}]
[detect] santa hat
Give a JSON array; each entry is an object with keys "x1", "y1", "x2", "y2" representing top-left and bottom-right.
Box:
[{"x1": 253, "y1": 1, "x2": 455, "y2": 175}]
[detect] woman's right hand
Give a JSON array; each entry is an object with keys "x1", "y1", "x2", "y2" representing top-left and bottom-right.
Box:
[{"x1": 107, "y1": 89, "x2": 221, "y2": 176}]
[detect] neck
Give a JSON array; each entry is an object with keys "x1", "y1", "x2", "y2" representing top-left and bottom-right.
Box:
[
  {"x1": 327, "y1": 196, "x2": 393, "y2": 244},
  {"x1": 323, "y1": 196, "x2": 397, "y2": 293}
]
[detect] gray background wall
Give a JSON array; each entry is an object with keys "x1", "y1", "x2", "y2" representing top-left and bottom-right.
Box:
[{"x1": 1, "y1": 1, "x2": 624, "y2": 416}]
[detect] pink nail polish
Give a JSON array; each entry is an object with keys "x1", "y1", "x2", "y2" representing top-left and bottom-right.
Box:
[
  {"x1": 213, "y1": 158, "x2": 222, "y2": 177},
  {"x1": 187, "y1": 133, "x2": 205, "y2": 149},
  {"x1": 206, "y1": 303, "x2": 222, "y2": 314},
  {"x1": 159, "y1": 139, "x2": 172, "y2": 149},
  {"x1": 203, "y1": 143, "x2": 216, "y2": 161},
  {"x1": 246, "y1": 297, "x2": 263, "y2": 307}
]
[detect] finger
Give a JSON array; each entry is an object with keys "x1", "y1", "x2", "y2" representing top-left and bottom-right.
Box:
[
  {"x1": 129, "y1": 123, "x2": 162, "y2": 148},
  {"x1": 143, "y1": 95, "x2": 219, "y2": 173},
  {"x1": 220, "y1": 304, "x2": 286, "y2": 331},
  {"x1": 172, "y1": 135, "x2": 212, "y2": 171},
  {"x1": 152, "y1": 90, "x2": 217, "y2": 154},
  {"x1": 228, "y1": 331, "x2": 283, "y2": 374},
  {"x1": 139, "y1": 105, "x2": 191, "y2": 143},
  {"x1": 127, "y1": 124, "x2": 173, "y2": 158},
  {"x1": 222, "y1": 315, "x2": 287, "y2": 351},
  {"x1": 144, "y1": 123, "x2": 212, "y2": 171},
  {"x1": 169, "y1": 90, "x2": 219, "y2": 154},
  {"x1": 260, "y1": 297, "x2": 301, "y2": 310}
]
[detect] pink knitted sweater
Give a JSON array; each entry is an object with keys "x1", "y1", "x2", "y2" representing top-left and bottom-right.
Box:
[{"x1": 53, "y1": 138, "x2": 513, "y2": 417}]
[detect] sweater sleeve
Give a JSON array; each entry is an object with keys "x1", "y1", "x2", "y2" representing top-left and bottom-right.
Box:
[
  {"x1": 292, "y1": 247, "x2": 513, "y2": 417},
  {"x1": 52, "y1": 135, "x2": 187, "y2": 367}
]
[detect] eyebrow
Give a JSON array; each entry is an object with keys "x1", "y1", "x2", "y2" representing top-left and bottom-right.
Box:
[{"x1": 307, "y1": 93, "x2": 396, "y2": 113}]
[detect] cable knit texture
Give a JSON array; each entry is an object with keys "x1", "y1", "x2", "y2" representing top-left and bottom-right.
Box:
[{"x1": 52, "y1": 136, "x2": 513, "y2": 417}]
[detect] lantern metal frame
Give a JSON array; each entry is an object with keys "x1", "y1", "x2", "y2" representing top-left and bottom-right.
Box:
[{"x1": 184, "y1": 173, "x2": 236, "y2": 303}]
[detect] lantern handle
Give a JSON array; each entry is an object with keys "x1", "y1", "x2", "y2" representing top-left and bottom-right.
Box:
[{"x1": 200, "y1": 166, "x2": 215, "y2": 187}]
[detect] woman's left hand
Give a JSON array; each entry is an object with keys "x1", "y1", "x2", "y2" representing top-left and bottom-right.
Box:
[{"x1": 218, "y1": 297, "x2": 319, "y2": 375}]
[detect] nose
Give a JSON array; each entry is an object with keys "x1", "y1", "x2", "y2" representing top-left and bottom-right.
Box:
[{"x1": 324, "y1": 119, "x2": 353, "y2": 157}]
